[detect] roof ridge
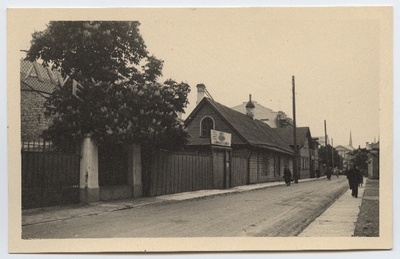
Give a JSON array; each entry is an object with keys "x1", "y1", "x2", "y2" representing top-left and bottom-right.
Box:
[{"x1": 207, "y1": 98, "x2": 293, "y2": 154}]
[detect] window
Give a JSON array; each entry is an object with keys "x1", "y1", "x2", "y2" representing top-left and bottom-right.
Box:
[
  {"x1": 274, "y1": 156, "x2": 281, "y2": 177},
  {"x1": 262, "y1": 153, "x2": 269, "y2": 176},
  {"x1": 200, "y1": 117, "x2": 214, "y2": 137}
]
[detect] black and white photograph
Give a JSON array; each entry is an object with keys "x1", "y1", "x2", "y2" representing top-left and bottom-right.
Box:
[{"x1": 7, "y1": 6, "x2": 393, "y2": 253}]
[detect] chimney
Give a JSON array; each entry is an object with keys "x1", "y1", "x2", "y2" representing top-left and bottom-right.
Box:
[
  {"x1": 245, "y1": 94, "x2": 255, "y2": 119},
  {"x1": 196, "y1": 84, "x2": 206, "y2": 105}
]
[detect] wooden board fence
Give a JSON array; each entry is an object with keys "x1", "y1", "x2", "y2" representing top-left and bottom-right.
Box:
[{"x1": 149, "y1": 152, "x2": 213, "y2": 197}]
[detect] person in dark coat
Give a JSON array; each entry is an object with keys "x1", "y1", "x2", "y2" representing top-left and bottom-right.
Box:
[
  {"x1": 283, "y1": 165, "x2": 292, "y2": 186},
  {"x1": 326, "y1": 167, "x2": 332, "y2": 180},
  {"x1": 347, "y1": 164, "x2": 362, "y2": 198},
  {"x1": 316, "y1": 168, "x2": 321, "y2": 178}
]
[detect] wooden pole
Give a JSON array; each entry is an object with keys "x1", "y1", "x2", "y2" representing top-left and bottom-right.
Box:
[
  {"x1": 331, "y1": 138, "x2": 334, "y2": 169},
  {"x1": 324, "y1": 120, "x2": 328, "y2": 174},
  {"x1": 292, "y1": 76, "x2": 298, "y2": 183}
]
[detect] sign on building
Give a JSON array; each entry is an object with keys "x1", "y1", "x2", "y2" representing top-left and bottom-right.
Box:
[{"x1": 210, "y1": 129, "x2": 231, "y2": 147}]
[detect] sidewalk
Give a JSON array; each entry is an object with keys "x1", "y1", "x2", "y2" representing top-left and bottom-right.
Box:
[
  {"x1": 298, "y1": 177, "x2": 369, "y2": 237},
  {"x1": 22, "y1": 177, "x2": 318, "y2": 226}
]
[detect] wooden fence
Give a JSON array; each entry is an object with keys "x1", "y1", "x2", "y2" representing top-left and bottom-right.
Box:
[
  {"x1": 148, "y1": 152, "x2": 213, "y2": 197},
  {"x1": 21, "y1": 137, "x2": 80, "y2": 209}
]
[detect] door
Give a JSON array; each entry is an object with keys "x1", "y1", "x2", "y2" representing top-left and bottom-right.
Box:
[{"x1": 212, "y1": 148, "x2": 231, "y2": 189}]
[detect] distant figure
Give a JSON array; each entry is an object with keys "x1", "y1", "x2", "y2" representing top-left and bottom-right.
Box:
[
  {"x1": 326, "y1": 167, "x2": 332, "y2": 180},
  {"x1": 316, "y1": 168, "x2": 321, "y2": 178},
  {"x1": 334, "y1": 167, "x2": 339, "y2": 178},
  {"x1": 283, "y1": 165, "x2": 292, "y2": 186},
  {"x1": 347, "y1": 164, "x2": 363, "y2": 198}
]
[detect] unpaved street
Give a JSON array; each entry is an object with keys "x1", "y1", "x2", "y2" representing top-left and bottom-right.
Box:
[{"x1": 23, "y1": 177, "x2": 349, "y2": 238}]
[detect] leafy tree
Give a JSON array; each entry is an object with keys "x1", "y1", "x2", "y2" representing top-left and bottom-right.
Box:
[
  {"x1": 351, "y1": 150, "x2": 368, "y2": 172},
  {"x1": 26, "y1": 21, "x2": 190, "y2": 150},
  {"x1": 318, "y1": 145, "x2": 341, "y2": 169}
]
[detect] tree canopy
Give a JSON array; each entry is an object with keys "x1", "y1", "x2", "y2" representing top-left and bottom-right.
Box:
[
  {"x1": 351, "y1": 150, "x2": 368, "y2": 172},
  {"x1": 318, "y1": 145, "x2": 342, "y2": 169},
  {"x1": 26, "y1": 21, "x2": 190, "y2": 150}
]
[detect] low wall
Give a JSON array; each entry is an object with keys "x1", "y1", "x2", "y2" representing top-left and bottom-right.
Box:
[{"x1": 99, "y1": 185, "x2": 132, "y2": 201}]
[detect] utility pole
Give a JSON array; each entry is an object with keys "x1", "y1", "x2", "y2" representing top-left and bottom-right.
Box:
[
  {"x1": 292, "y1": 76, "x2": 298, "y2": 183},
  {"x1": 331, "y1": 138, "x2": 334, "y2": 169},
  {"x1": 324, "y1": 120, "x2": 328, "y2": 175}
]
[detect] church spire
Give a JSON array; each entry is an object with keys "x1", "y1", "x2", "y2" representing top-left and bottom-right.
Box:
[{"x1": 349, "y1": 130, "x2": 353, "y2": 148}]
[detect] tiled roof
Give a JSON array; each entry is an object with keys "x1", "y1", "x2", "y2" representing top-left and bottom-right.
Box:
[
  {"x1": 272, "y1": 127, "x2": 311, "y2": 147},
  {"x1": 20, "y1": 59, "x2": 59, "y2": 94},
  {"x1": 186, "y1": 98, "x2": 293, "y2": 155}
]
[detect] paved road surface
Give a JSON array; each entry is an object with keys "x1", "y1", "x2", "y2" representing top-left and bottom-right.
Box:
[{"x1": 23, "y1": 177, "x2": 348, "y2": 238}]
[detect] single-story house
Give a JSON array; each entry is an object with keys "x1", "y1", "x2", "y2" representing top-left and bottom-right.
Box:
[
  {"x1": 272, "y1": 127, "x2": 319, "y2": 179},
  {"x1": 184, "y1": 89, "x2": 294, "y2": 188}
]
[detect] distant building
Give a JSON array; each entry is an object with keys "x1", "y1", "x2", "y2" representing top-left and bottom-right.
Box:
[
  {"x1": 335, "y1": 131, "x2": 354, "y2": 170},
  {"x1": 366, "y1": 141, "x2": 380, "y2": 151},
  {"x1": 366, "y1": 141, "x2": 379, "y2": 179},
  {"x1": 231, "y1": 98, "x2": 292, "y2": 128},
  {"x1": 315, "y1": 136, "x2": 330, "y2": 147},
  {"x1": 336, "y1": 145, "x2": 354, "y2": 170},
  {"x1": 273, "y1": 127, "x2": 319, "y2": 179}
]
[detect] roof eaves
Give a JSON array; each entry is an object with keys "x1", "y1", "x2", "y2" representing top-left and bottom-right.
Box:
[
  {"x1": 184, "y1": 97, "x2": 209, "y2": 126},
  {"x1": 253, "y1": 143, "x2": 294, "y2": 155}
]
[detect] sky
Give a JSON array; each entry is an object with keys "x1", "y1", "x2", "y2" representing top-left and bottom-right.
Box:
[{"x1": 17, "y1": 8, "x2": 385, "y2": 149}]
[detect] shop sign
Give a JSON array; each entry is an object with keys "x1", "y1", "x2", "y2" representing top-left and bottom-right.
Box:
[{"x1": 210, "y1": 129, "x2": 231, "y2": 147}]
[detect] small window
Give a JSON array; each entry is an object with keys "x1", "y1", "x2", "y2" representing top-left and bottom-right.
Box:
[
  {"x1": 201, "y1": 117, "x2": 214, "y2": 137},
  {"x1": 262, "y1": 153, "x2": 269, "y2": 176},
  {"x1": 274, "y1": 156, "x2": 281, "y2": 177}
]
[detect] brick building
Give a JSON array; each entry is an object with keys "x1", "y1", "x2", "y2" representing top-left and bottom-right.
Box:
[{"x1": 20, "y1": 59, "x2": 58, "y2": 141}]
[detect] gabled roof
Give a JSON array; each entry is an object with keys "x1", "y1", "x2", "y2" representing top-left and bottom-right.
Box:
[
  {"x1": 20, "y1": 59, "x2": 58, "y2": 94},
  {"x1": 335, "y1": 145, "x2": 355, "y2": 151},
  {"x1": 272, "y1": 127, "x2": 312, "y2": 148},
  {"x1": 185, "y1": 98, "x2": 293, "y2": 155}
]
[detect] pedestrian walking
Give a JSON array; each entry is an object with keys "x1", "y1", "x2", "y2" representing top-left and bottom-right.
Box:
[
  {"x1": 326, "y1": 167, "x2": 332, "y2": 180},
  {"x1": 316, "y1": 168, "x2": 321, "y2": 178},
  {"x1": 347, "y1": 164, "x2": 362, "y2": 198},
  {"x1": 283, "y1": 165, "x2": 292, "y2": 186}
]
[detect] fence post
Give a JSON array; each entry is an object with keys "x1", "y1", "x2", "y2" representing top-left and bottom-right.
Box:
[
  {"x1": 79, "y1": 134, "x2": 99, "y2": 203},
  {"x1": 127, "y1": 143, "x2": 142, "y2": 198}
]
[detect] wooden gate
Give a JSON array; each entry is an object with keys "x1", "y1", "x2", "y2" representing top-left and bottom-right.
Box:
[
  {"x1": 21, "y1": 139, "x2": 80, "y2": 209},
  {"x1": 98, "y1": 144, "x2": 128, "y2": 187},
  {"x1": 213, "y1": 150, "x2": 226, "y2": 189},
  {"x1": 212, "y1": 148, "x2": 232, "y2": 189},
  {"x1": 231, "y1": 156, "x2": 248, "y2": 187}
]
